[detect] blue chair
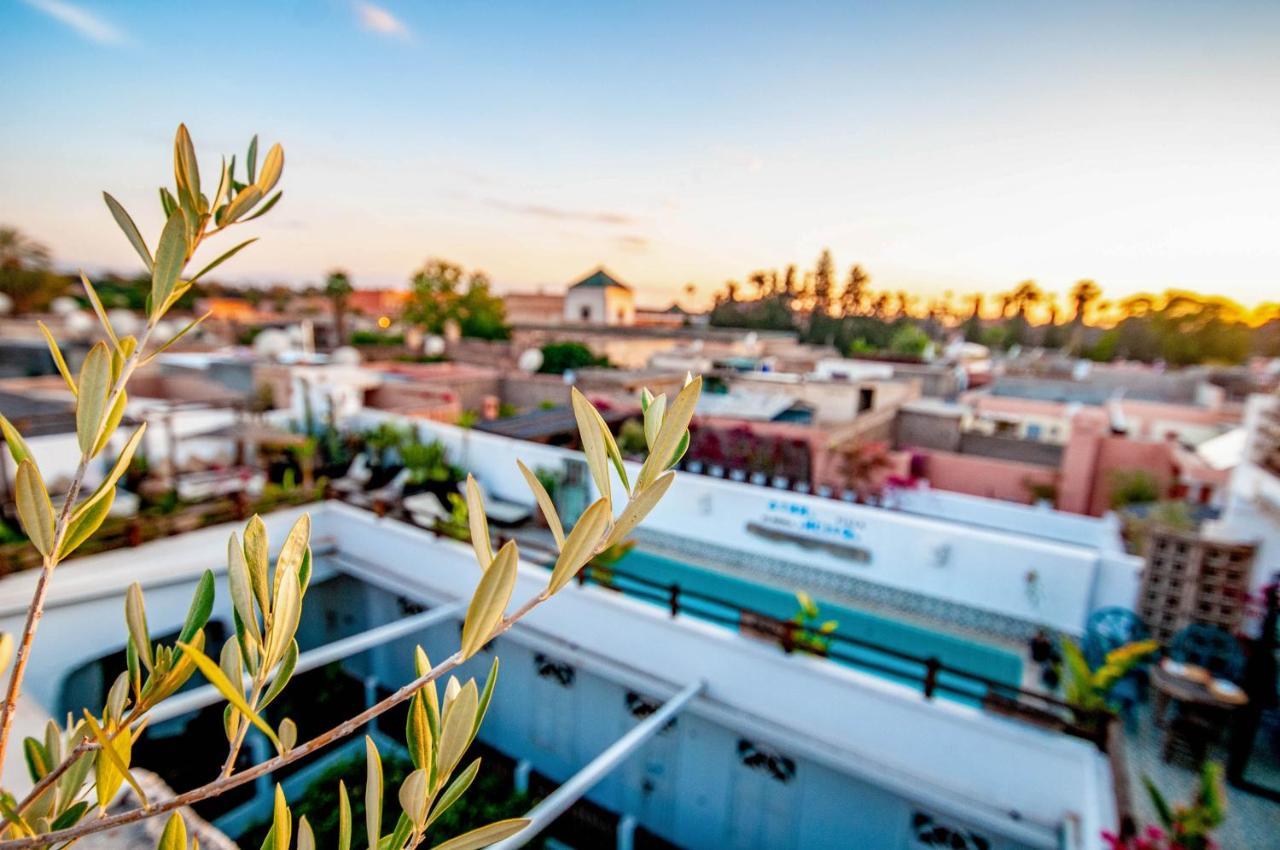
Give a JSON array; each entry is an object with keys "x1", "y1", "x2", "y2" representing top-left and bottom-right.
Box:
[
  {"x1": 1082, "y1": 607, "x2": 1150, "y2": 718},
  {"x1": 1168, "y1": 624, "x2": 1245, "y2": 683}
]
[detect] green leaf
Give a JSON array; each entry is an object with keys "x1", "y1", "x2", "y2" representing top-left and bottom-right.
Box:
[
  {"x1": 58, "y1": 484, "x2": 112, "y2": 559},
  {"x1": 637, "y1": 376, "x2": 701, "y2": 490},
  {"x1": 241, "y1": 190, "x2": 283, "y2": 222},
  {"x1": 125, "y1": 583, "x2": 152, "y2": 672},
  {"x1": 178, "y1": 570, "x2": 215, "y2": 645},
  {"x1": 435, "y1": 680, "x2": 478, "y2": 782},
  {"x1": 22, "y1": 737, "x2": 48, "y2": 782},
  {"x1": 430, "y1": 819, "x2": 530, "y2": 850},
  {"x1": 274, "y1": 513, "x2": 311, "y2": 597},
  {"x1": 50, "y1": 800, "x2": 89, "y2": 831},
  {"x1": 70, "y1": 422, "x2": 146, "y2": 524},
  {"x1": 604, "y1": 472, "x2": 675, "y2": 549},
  {"x1": 222, "y1": 185, "x2": 263, "y2": 225},
  {"x1": 227, "y1": 532, "x2": 263, "y2": 647},
  {"x1": 159, "y1": 187, "x2": 177, "y2": 217},
  {"x1": 143, "y1": 311, "x2": 211, "y2": 364},
  {"x1": 259, "y1": 639, "x2": 298, "y2": 710},
  {"x1": 83, "y1": 713, "x2": 145, "y2": 811},
  {"x1": 547, "y1": 497, "x2": 612, "y2": 595},
  {"x1": 174, "y1": 124, "x2": 201, "y2": 209},
  {"x1": 643, "y1": 392, "x2": 666, "y2": 448},
  {"x1": 79, "y1": 272, "x2": 119, "y2": 350},
  {"x1": 36, "y1": 321, "x2": 77, "y2": 396},
  {"x1": 518, "y1": 460, "x2": 563, "y2": 549},
  {"x1": 270, "y1": 784, "x2": 291, "y2": 850},
  {"x1": 415, "y1": 646, "x2": 441, "y2": 742},
  {"x1": 102, "y1": 193, "x2": 152, "y2": 271},
  {"x1": 265, "y1": 564, "x2": 301, "y2": 670},
  {"x1": 75, "y1": 342, "x2": 111, "y2": 455},
  {"x1": 189, "y1": 238, "x2": 257, "y2": 284},
  {"x1": 15, "y1": 460, "x2": 55, "y2": 558},
  {"x1": 91, "y1": 388, "x2": 127, "y2": 459},
  {"x1": 157, "y1": 812, "x2": 187, "y2": 850},
  {"x1": 571, "y1": 388, "x2": 611, "y2": 505},
  {"x1": 256, "y1": 143, "x2": 284, "y2": 195},
  {"x1": 338, "y1": 781, "x2": 352, "y2": 850},
  {"x1": 365, "y1": 736, "x2": 383, "y2": 850},
  {"x1": 469, "y1": 657, "x2": 499, "y2": 751},
  {"x1": 0, "y1": 413, "x2": 33, "y2": 466},
  {"x1": 246, "y1": 135, "x2": 259, "y2": 184},
  {"x1": 460, "y1": 540, "x2": 518, "y2": 659},
  {"x1": 426, "y1": 758, "x2": 480, "y2": 829},
  {"x1": 398, "y1": 768, "x2": 429, "y2": 827},
  {"x1": 151, "y1": 210, "x2": 188, "y2": 317},
  {"x1": 297, "y1": 815, "x2": 316, "y2": 850},
  {"x1": 176, "y1": 641, "x2": 281, "y2": 750},
  {"x1": 406, "y1": 693, "x2": 433, "y2": 776},
  {"x1": 598, "y1": 413, "x2": 630, "y2": 495},
  {"x1": 244, "y1": 515, "x2": 271, "y2": 612},
  {"x1": 464, "y1": 475, "x2": 493, "y2": 569}
]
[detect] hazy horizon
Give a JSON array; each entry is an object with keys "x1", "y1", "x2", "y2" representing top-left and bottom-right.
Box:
[{"x1": 2, "y1": 0, "x2": 1278, "y2": 309}]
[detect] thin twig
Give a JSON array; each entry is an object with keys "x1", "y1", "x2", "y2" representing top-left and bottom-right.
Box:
[
  {"x1": 0, "y1": 331, "x2": 153, "y2": 777},
  {"x1": 0, "y1": 592, "x2": 546, "y2": 849}
]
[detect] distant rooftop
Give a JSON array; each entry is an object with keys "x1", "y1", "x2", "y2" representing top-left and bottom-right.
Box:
[{"x1": 569, "y1": 268, "x2": 632, "y2": 292}]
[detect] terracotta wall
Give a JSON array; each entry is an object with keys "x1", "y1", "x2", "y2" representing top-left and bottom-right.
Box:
[{"x1": 915, "y1": 450, "x2": 1058, "y2": 505}]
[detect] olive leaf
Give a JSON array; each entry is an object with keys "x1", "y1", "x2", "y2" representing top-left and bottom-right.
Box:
[
  {"x1": 102, "y1": 192, "x2": 152, "y2": 272},
  {"x1": 637, "y1": 376, "x2": 701, "y2": 490},
  {"x1": 464, "y1": 475, "x2": 493, "y2": 569},
  {"x1": 151, "y1": 210, "x2": 188, "y2": 316},
  {"x1": 365, "y1": 736, "x2": 383, "y2": 850},
  {"x1": 604, "y1": 471, "x2": 675, "y2": 549},
  {"x1": 459, "y1": 541, "x2": 517, "y2": 659},
  {"x1": 518, "y1": 460, "x2": 564, "y2": 548},
  {"x1": 75, "y1": 343, "x2": 111, "y2": 455},
  {"x1": 430, "y1": 819, "x2": 531, "y2": 850},
  {"x1": 36, "y1": 321, "x2": 77, "y2": 396},
  {"x1": 176, "y1": 641, "x2": 281, "y2": 751},
  {"x1": 546, "y1": 497, "x2": 612, "y2": 595},
  {"x1": 15, "y1": 460, "x2": 55, "y2": 558},
  {"x1": 571, "y1": 388, "x2": 611, "y2": 505}
]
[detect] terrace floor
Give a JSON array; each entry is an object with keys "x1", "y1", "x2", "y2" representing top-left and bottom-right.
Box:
[{"x1": 1123, "y1": 705, "x2": 1280, "y2": 850}]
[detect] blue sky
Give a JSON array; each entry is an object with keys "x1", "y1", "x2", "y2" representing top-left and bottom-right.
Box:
[{"x1": 2, "y1": 0, "x2": 1278, "y2": 308}]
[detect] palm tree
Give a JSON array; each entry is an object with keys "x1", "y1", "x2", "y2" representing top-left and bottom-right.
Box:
[
  {"x1": 1009, "y1": 280, "x2": 1044, "y2": 320},
  {"x1": 324, "y1": 269, "x2": 353, "y2": 347},
  {"x1": 1069, "y1": 279, "x2": 1102, "y2": 325},
  {"x1": 0, "y1": 227, "x2": 54, "y2": 314}
]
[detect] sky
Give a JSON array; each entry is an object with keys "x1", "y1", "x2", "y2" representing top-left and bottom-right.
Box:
[{"x1": 2, "y1": 0, "x2": 1278, "y2": 310}]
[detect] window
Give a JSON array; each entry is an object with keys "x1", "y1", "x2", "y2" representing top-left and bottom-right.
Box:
[{"x1": 580, "y1": 305, "x2": 591, "y2": 320}]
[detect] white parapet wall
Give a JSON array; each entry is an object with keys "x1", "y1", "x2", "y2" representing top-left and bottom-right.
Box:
[{"x1": 334, "y1": 409, "x2": 1141, "y2": 634}]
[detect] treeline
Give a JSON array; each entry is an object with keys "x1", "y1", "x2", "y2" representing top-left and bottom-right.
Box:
[{"x1": 707, "y1": 250, "x2": 1280, "y2": 365}]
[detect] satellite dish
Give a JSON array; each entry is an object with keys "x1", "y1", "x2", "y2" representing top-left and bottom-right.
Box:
[
  {"x1": 65, "y1": 312, "x2": 93, "y2": 334},
  {"x1": 107, "y1": 309, "x2": 141, "y2": 335},
  {"x1": 332, "y1": 346, "x2": 361, "y2": 366},
  {"x1": 517, "y1": 348, "x2": 544, "y2": 373},
  {"x1": 50, "y1": 297, "x2": 79, "y2": 316},
  {"x1": 423, "y1": 335, "x2": 446, "y2": 357},
  {"x1": 253, "y1": 329, "x2": 290, "y2": 358}
]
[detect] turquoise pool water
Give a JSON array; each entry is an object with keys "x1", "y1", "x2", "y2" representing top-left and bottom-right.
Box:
[{"x1": 600, "y1": 549, "x2": 1023, "y2": 703}]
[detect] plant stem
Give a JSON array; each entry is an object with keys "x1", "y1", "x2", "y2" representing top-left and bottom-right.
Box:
[
  {"x1": 220, "y1": 678, "x2": 266, "y2": 778},
  {"x1": 0, "y1": 593, "x2": 546, "y2": 849},
  {"x1": 0, "y1": 326, "x2": 153, "y2": 779}
]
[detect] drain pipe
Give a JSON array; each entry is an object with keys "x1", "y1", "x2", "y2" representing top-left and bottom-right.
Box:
[{"x1": 490, "y1": 680, "x2": 704, "y2": 850}]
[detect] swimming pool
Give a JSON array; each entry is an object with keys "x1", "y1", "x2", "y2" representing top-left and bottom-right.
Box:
[{"x1": 594, "y1": 549, "x2": 1024, "y2": 703}]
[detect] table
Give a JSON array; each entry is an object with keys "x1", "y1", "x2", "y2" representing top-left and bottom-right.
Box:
[{"x1": 1151, "y1": 665, "x2": 1248, "y2": 764}]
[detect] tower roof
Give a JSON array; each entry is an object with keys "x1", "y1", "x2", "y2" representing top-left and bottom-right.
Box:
[{"x1": 569, "y1": 268, "x2": 632, "y2": 292}]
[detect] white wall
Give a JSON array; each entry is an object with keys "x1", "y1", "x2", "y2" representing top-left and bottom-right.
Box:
[
  {"x1": 327, "y1": 505, "x2": 1114, "y2": 847},
  {"x1": 341, "y1": 409, "x2": 1139, "y2": 633}
]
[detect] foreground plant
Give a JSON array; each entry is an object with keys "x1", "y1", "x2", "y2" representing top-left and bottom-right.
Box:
[
  {"x1": 0, "y1": 121, "x2": 702, "y2": 849},
  {"x1": 1060, "y1": 637, "x2": 1158, "y2": 715},
  {"x1": 1103, "y1": 762, "x2": 1226, "y2": 850}
]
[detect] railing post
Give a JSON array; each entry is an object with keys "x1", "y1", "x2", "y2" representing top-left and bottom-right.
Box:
[
  {"x1": 668, "y1": 583, "x2": 680, "y2": 618},
  {"x1": 923, "y1": 657, "x2": 941, "y2": 699},
  {"x1": 576, "y1": 565, "x2": 588, "y2": 586},
  {"x1": 781, "y1": 621, "x2": 796, "y2": 654}
]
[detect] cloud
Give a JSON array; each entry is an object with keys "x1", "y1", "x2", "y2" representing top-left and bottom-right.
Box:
[
  {"x1": 355, "y1": 2, "x2": 411, "y2": 40},
  {"x1": 485, "y1": 199, "x2": 635, "y2": 226},
  {"x1": 616, "y1": 234, "x2": 650, "y2": 252},
  {"x1": 19, "y1": 0, "x2": 128, "y2": 45}
]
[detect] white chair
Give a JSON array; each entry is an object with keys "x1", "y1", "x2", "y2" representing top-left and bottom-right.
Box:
[
  {"x1": 350, "y1": 467, "x2": 410, "y2": 508},
  {"x1": 329, "y1": 453, "x2": 372, "y2": 498},
  {"x1": 404, "y1": 491, "x2": 450, "y2": 528},
  {"x1": 457, "y1": 477, "x2": 533, "y2": 525}
]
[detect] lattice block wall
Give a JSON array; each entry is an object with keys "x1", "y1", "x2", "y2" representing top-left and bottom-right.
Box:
[{"x1": 1139, "y1": 530, "x2": 1256, "y2": 644}]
